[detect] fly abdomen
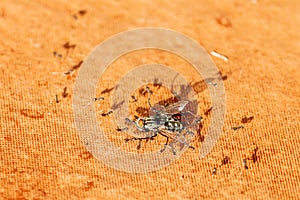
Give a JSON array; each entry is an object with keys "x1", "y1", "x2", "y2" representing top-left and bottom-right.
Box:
[{"x1": 164, "y1": 118, "x2": 183, "y2": 132}]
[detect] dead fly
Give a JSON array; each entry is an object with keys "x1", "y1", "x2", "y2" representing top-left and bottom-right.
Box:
[{"x1": 124, "y1": 89, "x2": 201, "y2": 154}]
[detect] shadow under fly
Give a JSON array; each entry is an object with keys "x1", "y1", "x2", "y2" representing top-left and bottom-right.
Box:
[{"x1": 124, "y1": 87, "x2": 202, "y2": 155}]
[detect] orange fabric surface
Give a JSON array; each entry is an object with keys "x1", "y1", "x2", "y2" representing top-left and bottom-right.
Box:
[{"x1": 0, "y1": 0, "x2": 300, "y2": 199}]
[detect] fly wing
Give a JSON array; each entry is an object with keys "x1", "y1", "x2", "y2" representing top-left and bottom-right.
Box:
[
  {"x1": 164, "y1": 100, "x2": 189, "y2": 115},
  {"x1": 149, "y1": 103, "x2": 166, "y2": 116}
]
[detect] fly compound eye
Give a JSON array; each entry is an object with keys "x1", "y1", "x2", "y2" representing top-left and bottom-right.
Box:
[{"x1": 136, "y1": 118, "x2": 144, "y2": 128}]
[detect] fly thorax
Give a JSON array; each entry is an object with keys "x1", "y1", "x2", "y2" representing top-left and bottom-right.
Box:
[{"x1": 142, "y1": 116, "x2": 158, "y2": 131}]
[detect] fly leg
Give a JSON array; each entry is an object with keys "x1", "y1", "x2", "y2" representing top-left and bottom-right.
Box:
[
  {"x1": 158, "y1": 132, "x2": 169, "y2": 153},
  {"x1": 180, "y1": 129, "x2": 195, "y2": 150},
  {"x1": 124, "y1": 133, "x2": 158, "y2": 150},
  {"x1": 185, "y1": 128, "x2": 196, "y2": 136},
  {"x1": 169, "y1": 142, "x2": 177, "y2": 155},
  {"x1": 158, "y1": 132, "x2": 176, "y2": 155},
  {"x1": 124, "y1": 137, "x2": 142, "y2": 149},
  {"x1": 125, "y1": 117, "x2": 135, "y2": 124},
  {"x1": 171, "y1": 89, "x2": 181, "y2": 101}
]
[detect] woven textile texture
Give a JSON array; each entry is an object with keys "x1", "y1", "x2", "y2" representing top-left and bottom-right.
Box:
[{"x1": 0, "y1": 0, "x2": 299, "y2": 199}]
